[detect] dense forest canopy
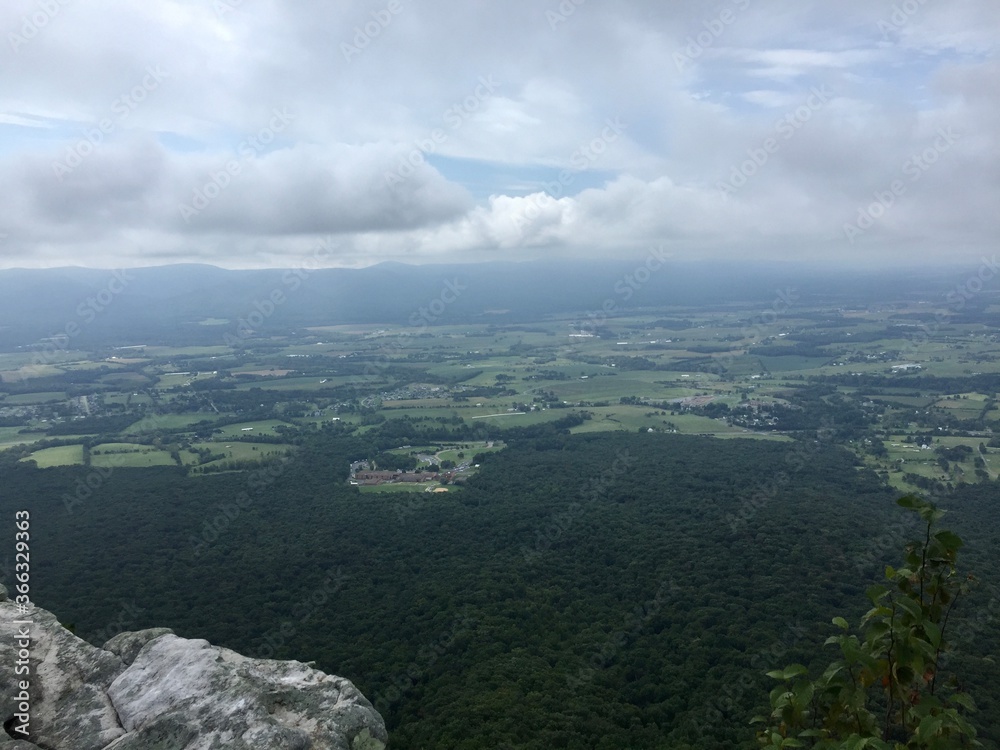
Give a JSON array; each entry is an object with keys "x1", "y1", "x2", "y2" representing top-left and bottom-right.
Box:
[{"x1": 2, "y1": 429, "x2": 997, "y2": 748}]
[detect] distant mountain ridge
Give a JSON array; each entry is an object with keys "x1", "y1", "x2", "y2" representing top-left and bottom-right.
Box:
[{"x1": 0, "y1": 259, "x2": 977, "y2": 349}]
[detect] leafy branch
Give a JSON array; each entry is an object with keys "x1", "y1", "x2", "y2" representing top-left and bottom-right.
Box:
[{"x1": 754, "y1": 495, "x2": 979, "y2": 749}]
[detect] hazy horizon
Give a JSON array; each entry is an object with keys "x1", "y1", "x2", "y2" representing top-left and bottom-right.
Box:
[{"x1": 0, "y1": 254, "x2": 996, "y2": 274}]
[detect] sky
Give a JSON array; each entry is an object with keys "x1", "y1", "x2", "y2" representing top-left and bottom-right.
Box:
[{"x1": 0, "y1": 0, "x2": 997, "y2": 269}]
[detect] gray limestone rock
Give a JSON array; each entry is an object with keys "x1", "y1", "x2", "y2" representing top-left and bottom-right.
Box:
[
  {"x1": 0, "y1": 601, "x2": 126, "y2": 750},
  {"x1": 0, "y1": 597, "x2": 387, "y2": 750},
  {"x1": 103, "y1": 627, "x2": 175, "y2": 666},
  {"x1": 108, "y1": 634, "x2": 387, "y2": 750}
]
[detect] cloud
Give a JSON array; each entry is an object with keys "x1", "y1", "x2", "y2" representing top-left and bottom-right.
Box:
[{"x1": 0, "y1": 0, "x2": 997, "y2": 268}]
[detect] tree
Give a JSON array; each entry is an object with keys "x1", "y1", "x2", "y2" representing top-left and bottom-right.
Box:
[{"x1": 755, "y1": 495, "x2": 979, "y2": 749}]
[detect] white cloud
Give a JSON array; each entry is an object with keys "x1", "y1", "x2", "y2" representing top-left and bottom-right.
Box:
[{"x1": 0, "y1": 0, "x2": 997, "y2": 268}]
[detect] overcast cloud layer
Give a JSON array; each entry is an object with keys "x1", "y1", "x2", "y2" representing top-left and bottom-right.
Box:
[{"x1": 1, "y1": 0, "x2": 997, "y2": 269}]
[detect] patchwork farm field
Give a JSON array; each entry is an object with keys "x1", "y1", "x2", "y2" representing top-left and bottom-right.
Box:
[{"x1": 2, "y1": 292, "x2": 999, "y2": 496}]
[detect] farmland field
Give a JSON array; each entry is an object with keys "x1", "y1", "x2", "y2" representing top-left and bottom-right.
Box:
[
  {"x1": 22, "y1": 444, "x2": 85, "y2": 467},
  {"x1": 0, "y1": 291, "x2": 997, "y2": 499},
  {"x1": 90, "y1": 443, "x2": 178, "y2": 468}
]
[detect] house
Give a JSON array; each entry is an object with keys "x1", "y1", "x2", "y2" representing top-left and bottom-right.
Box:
[
  {"x1": 352, "y1": 469, "x2": 441, "y2": 485},
  {"x1": 354, "y1": 470, "x2": 400, "y2": 484},
  {"x1": 397, "y1": 472, "x2": 438, "y2": 483}
]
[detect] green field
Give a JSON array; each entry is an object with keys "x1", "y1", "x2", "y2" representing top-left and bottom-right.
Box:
[
  {"x1": 22, "y1": 444, "x2": 85, "y2": 467},
  {"x1": 756, "y1": 355, "x2": 832, "y2": 371},
  {"x1": 231, "y1": 377, "x2": 336, "y2": 392},
  {"x1": 0, "y1": 364, "x2": 67, "y2": 381},
  {"x1": 880, "y1": 433, "x2": 989, "y2": 489},
  {"x1": 4, "y1": 391, "x2": 67, "y2": 405},
  {"x1": 357, "y1": 483, "x2": 435, "y2": 494},
  {"x1": 0, "y1": 427, "x2": 46, "y2": 451},
  {"x1": 213, "y1": 421, "x2": 296, "y2": 438},
  {"x1": 90, "y1": 443, "x2": 178, "y2": 468},
  {"x1": 433, "y1": 442, "x2": 504, "y2": 464},
  {"x1": 867, "y1": 395, "x2": 935, "y2": 408},
  {"x1": 141, "y1": 346, "x2": 232, "y2": 357},
  {"x1": 124, "y1": 413, "x2": 219, "y2": 433},
  {"x1": 193, "y1": 441, "x2": 291, "y2": 458},
  {"x1": 565, "y1": 406, "x2": 781, "y2": 439},
  {"x1": 154, "y1": 371, "x2": 222, "y2": 389}
]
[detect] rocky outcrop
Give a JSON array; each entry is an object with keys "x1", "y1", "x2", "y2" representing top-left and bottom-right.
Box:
[
  {"x1": 0, "y1": 598, "x2": 124, "y2": 750},
  {"x1": 0, "y1": 585, "x2": 387, "y2": 750}
]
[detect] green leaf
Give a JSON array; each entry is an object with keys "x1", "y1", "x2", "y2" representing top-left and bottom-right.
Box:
[
  {"x1": 866, "y1": 584, "x2": 888, "y2": 602},
  {"x1": 832, "y1": 616, "x2": 849, "y2": 630},
  {"x1": 792, "y1": 681, "x2": 814, "y2": 708},
  {"x1": 950, "y1": 692, "x2": 977, "y2": 712},
  {"x1": 918, "y1": 506, "x2": 946, "y2": 524},
  {"x1": 766, "y1": 670, "x2": 786, "y2": 680},
  {"x1": 867, "y1": 621, "x2": 890, "y2": 638},
  {"x1": 783, "y1": 664, "x2": 809, "y2": 680},
  {"x1": 819, "y1": 663, "x2": 844, "y2": 685},
  {"x1": 798, "y1": 729, "x2": 825, "y2": 738},
  {"x1": 923, "y1": 620, "x2": 942, "y2": 649},
  {"x1": 855, "y1": 651, "x2": 879, "y2": 673},
  {"x1": 896, "y1": 495, "x2": 922, "y2": 509},
  {"x1": 841, "y1": 639, "x2": 862, "y2": 663},
  {"x1": 894, "y1": 595, "x2": 922, "y2": 620},
  {"x1": 916, "y1": 714, "x2": 942, "y2": 739},
  {"x1": 862, "y1": 606, "x2": 892, "y2": 626},
  {"x1": 934, "y1": 530, "x2": 964, "y2": 551}
]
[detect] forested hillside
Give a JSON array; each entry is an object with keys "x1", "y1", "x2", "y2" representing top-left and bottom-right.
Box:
[{"x1": 2, "y1": 430, "x2": 997, "y2": 748}]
